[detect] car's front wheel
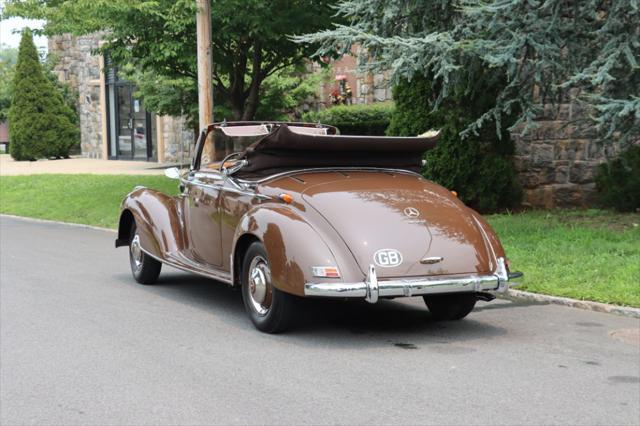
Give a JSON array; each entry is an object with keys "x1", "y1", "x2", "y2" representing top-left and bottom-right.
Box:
[
  {"x1": 129, "y1": 223, "x2": 162, "y2": 284},
  {"x1": 241, "y1": 242, "x2": 296, "y2": 333},
  {"x1": 423, "y1": 293, "x2": 477, "y2": 321}
]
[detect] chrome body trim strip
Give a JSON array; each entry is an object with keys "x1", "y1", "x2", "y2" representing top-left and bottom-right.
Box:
[
  {"x1": 187, "y1": 175, "x2": 271, "y2": 200},
  {"x1": 304, "y1": 257, "x2": 523, "y2": 303},
  {"x1": 471, "y1": 215, "x2": 497, "y2": 271},
  {"x1": 236, "y1": 167, "x2": 424, "y2": 185},
  {"x1": 229, "y1": 253, "x2": 235, "y2": 286},
  {"x1": 141, "y1": 247, "x2": 233, "y2": 285},
  {"x1": 219, "y1": 186, "x2": 271, "y2": 200},
  {"x1": 193, "y1": 167, "x2": 419, "y2": 197}
]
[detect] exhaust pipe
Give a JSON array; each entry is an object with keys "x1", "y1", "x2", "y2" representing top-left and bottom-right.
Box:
[{"x1": 476, "y1": 292, "x2": 496, "y2": 302}]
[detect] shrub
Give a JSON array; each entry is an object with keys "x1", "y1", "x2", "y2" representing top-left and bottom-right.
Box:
[
  {"x1": 303, "y1": 103, "x2": 394, "y2": 135},
  {"x1": 595, "y1": 145, "x2": 640, "y2": 212},
  {"x1": 8, "y1": 29, "x2": 79, "y2": 161},
  {"x1": 386, "y1": 74, "x2": 521, "y2": 213}
]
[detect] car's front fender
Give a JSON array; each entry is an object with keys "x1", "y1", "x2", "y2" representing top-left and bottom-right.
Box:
[{"x1": 116, "y1": 187, "x2": 185, "y2": 260}]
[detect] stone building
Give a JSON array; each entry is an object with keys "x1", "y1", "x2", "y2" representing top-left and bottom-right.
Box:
[{"x1": 48, "y1": 34, "x2": 192, "y2": 164}]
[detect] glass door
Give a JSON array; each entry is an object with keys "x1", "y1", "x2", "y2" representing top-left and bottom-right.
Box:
[
  {"x1": 105, "y1": 72, "x2": 156, "y2": 161},
  {"x1": 116, "y1": 85, "x2": 133, "y2": 159},
  {"x1": 131, "y1": 95, "x2": 149, "y2": 160}
]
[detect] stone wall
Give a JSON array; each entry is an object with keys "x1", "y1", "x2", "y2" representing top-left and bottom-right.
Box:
[
  {"x1": 160, "y1": 116, "x2": 194, "y2": 164},
  {"x1": 511, "y1": 104, "x2": 621, "y2": 208},
  {"x1": 49, "y1": 34, "x2": 104, "y2": 159}
]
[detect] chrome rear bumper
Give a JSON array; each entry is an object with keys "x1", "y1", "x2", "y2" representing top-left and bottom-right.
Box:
[{"x1": 304, "y1": 257, "x2": 523, "y2": 304}]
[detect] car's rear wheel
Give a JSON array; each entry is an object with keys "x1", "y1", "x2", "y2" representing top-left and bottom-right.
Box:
[
  {"x1": 241, "y1": 242, "x2": 296, "y2": 333},
  {"x1": 423, "y1": 293, "x2": 477, "y2": 321},
  {"x1": 129, "y1": 222, "x2": 162, "y2": 284}
]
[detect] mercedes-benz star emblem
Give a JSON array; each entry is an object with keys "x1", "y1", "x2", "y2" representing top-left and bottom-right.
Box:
[{"x1": 404, "y1": 207, "x2": 420, "y2": 218}]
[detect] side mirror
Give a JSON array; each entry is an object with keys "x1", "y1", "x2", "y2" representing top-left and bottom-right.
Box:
[{"x1": 164, "y1": 167, "x2": 181, "y2": 180}]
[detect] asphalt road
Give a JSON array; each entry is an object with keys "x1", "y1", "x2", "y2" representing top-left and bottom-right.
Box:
[{"x1": 1, "y1": 216, "x2": 639, "y2": 425}]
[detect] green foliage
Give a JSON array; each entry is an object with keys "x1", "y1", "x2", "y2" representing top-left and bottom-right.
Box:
[
  {"x1": 125, "y1": 68, "x2": 200, "y2": 128},
  {"x1": 303, "y1": 103, "x2": 395, "y2": 135},
  {"x1": 595, "y1": 145, "x2": 640, "y2": 212},
  {"x1": 0, "y1": 44, "x2": 18, "y2": 121},
  {"x1": 8, "y1": 29, "x2": 79, "y2": 160},
  {"x1": 298, "y1": 0, "x2": 640, "y2": 144},
  {"x1": 5, "y1": 0, "x2": 342, "y2": 122},
  {"x1": 255, "y1": 65, "x2": 331, "y2": 121},
  {"x1": 124, "y1": 64, "x2": 330, "y2": 127},
  {"x1": 387, "y1": 74, "x2": 521, "y2": 212},
  {"x1": 1, "y1": 45, "x2": 78, "y2": 130}
]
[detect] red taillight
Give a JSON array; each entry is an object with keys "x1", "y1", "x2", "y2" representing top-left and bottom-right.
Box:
[{"x1": 311, "y1": 266, "x2": 340, "y2": 278}]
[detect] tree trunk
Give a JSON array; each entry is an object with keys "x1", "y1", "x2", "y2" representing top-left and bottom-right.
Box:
[
  {"x1": 241, "y1": 42, "x2": 263, "y2": 121},
  {"x1": 228, "y1": 44, "x2": 249, "y2": 120},
  {"x1": 230, "y1": 100, "x2": 244, "y2": 120}
]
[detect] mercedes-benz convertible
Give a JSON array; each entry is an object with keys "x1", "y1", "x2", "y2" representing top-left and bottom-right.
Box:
[{"x1": 116, "y1": 121, "x2": 523, "y2": 332}]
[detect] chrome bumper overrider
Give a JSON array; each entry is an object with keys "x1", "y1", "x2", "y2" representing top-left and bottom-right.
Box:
[{"x1": 304, "y1": 257, "x2": 523, "y2": 304}]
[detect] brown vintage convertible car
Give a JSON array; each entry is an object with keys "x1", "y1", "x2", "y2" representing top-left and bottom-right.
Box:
[{"x1": 116, "y1": 121, "x2": 523, "y2": 332}]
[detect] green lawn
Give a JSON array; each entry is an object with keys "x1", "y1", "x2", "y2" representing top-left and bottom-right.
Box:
[
  {"x1": 0, "y1": 174, "x2": 178, "y2": 229},
  {"x1": 487, "y1": 210, "x2": 640, "y2": 307},
  {"x1": 1, "y1": 174, "x2": 638, "y2": 306}
]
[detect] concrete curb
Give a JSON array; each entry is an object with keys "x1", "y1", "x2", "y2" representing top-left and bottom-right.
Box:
[
  {"x1": 500, "y1": 289, "x2": 640, "y2": 319},
  {"x1": 0, "y1": 214, "x2": 117, "y2": 233}
]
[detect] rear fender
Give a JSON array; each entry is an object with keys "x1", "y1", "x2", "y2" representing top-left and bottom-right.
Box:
[
  {"x1": 232, "y1": 205, "x2": 359, "y2": 297},
  {"x1": 116, "y1": 188, "x2": 185, "y2": 260},
  {"x1": 469, "y1": 210, "x2": 506, "y2": 269}
]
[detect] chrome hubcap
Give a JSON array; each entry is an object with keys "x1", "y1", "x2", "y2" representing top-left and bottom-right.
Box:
[
  {"x1": 130, "y1": 233, "x2": 143, "y2": 271},
  {"x1": 248, "y1": 256, "x2": 271, "y2": 315}
]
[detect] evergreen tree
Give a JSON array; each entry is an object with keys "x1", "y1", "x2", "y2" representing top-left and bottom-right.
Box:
[
  {"x1": 388, "y1": 74, "x2": 522, "y2": 212},
  {"x1": 300, "y1": 1, "x2": 523, "y2": 211},
  {"x1": 299, "y1": 0, "x2": 639, "y2": 144},
  {"x1": 8, "y1": 29, "x2": 78, "y2": 160}
]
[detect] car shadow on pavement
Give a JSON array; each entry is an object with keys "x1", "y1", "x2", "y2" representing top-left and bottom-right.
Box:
[
  {"x1": 288, "y1": 297, "x2": 509, "y2": 345},
  {"x1": 127, "y1": 270, "x2": 247, "y2": 320},
  {"x1": 131, "y1": 270, "x2": 520, "y2": 346}
]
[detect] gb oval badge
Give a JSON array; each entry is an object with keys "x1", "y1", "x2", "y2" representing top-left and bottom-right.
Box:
[{"x1": 373, "y1": 249, "x2": 403, "y2": 268}]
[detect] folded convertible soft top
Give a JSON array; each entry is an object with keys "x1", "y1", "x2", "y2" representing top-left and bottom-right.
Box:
[{"x1": 236, "y1": 124, "x2": 439, "y2": 177}]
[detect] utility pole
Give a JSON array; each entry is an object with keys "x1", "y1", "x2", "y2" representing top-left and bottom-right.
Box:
[{"x1": 196, "y1": 0, "x2": 215, "y2": 161}]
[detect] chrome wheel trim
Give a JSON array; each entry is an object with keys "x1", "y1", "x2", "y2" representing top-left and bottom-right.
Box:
[
  {"x1": 247, "y1": 255, "x2": 272, "y2": 316},
  {"x1": 130, "y1": 233, "x2": 143, "y2": 271}
]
